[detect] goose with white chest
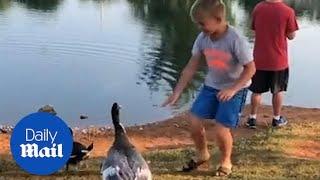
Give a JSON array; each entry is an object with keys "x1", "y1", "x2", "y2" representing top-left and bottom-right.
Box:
[{"x1": 100, "y1": 103, "x2": 152, "y2": 180}]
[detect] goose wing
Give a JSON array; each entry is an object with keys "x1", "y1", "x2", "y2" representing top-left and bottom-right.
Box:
[
  {"x1": 101, "y1": 148, "x2": 135, "y2": 180},
  {"x1": 126, "y1": 148, "x2": 152, "y2": 180}
]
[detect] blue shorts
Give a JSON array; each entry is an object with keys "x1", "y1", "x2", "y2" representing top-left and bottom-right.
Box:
[{"x1": 190, "y1": 85, "x2": 248, "y2": 128}]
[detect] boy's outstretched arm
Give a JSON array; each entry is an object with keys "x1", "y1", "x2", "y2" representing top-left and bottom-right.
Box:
[
  {"x1": 162, "y1": 54, "x2": 201, "y2": 106},
  {"x1": 217, "y1": 61, "x2": 256, "y2": 102}
]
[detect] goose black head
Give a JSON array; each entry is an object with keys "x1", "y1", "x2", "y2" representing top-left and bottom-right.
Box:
[
  {"x1": 110, "y1": 102, "x2": 129, "y2": 143},
  {"x1": 111, "y1": 103, "x2": 121, "y2": 123},
  {"x1": 111, "y1": 103, "x2": 121, "y2": 125}
]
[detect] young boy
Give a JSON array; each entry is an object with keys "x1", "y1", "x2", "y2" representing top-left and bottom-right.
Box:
[
  {"x1": 246, "y1": 0, "x2": 299, "y2": 129},
  {"x1": 162, "y1": 0, "x2": 255, "y2": 176}
]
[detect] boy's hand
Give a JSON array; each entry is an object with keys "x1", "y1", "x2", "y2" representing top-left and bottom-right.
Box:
[
  {"x1": 217, "y1": 87, "x2": 237, "y2": 102},
  {"x1": 162, "y1": 92, "x2": 181, "y2": 107}
]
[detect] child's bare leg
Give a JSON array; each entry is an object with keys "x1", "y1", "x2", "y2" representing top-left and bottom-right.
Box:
[
  {"x1": 272, "y1": 92, "x2": 283, "y2": 116},
  {"x1": 189, "y1": 113, "x2": 210, "y2": 162},
  {"x1": 250, "y1": 93, "x2": 262, "y2": 115},
  {"x1": 213, "y1": 122, "x2": 233, "y2": 168}
]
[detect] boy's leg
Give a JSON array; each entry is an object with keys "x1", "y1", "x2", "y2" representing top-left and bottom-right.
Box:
[
  {"x1": 271, "y1": 68, "x2": 289, "y2": 126},
  {"x1": 250, "y1": 93, "x2": 262, "y2": 116},
  {"x1": 189, "y1": 113, "x2": 210, "y2": 162},
  {"x1": 247, "y1": 70, "x2": 270, "y2": 128},
  {"x1": 272, "y1": 92, "x2": 283, "y2": 117},
  {"x1": 212, "y1": 122, "x2": 233, "y2": 168},
  {"x1": 215, "y1": 88, "x2": 248, "y2": 171},
  {"x1": 185, "y1": 85, "x2": 218, "y2": 171}
]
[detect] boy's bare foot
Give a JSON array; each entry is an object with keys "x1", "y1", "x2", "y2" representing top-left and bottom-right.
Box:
[
  {"x1": 220, "y1": 158, "x2": 232, "y2": 169},
  {"x1": 196, "y1": 149, "x2": 210, "y2": 163}
]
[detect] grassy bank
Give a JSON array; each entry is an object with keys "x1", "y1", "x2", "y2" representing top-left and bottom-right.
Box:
[{"x1": 1, "y1": 120, "x2": 319, "y2": 179}]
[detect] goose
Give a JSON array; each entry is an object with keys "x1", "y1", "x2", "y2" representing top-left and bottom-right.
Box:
[
  {"x1": 37, "y1": 104, "x2": 57, "y2": 115},
  {"x1": 66, "y1": 128, "x2": 94, "y2": 171},
  {"x1": 100, "y1": 103, "x2": 152, "y2": 180},
  {"x1": 37, "y1": 105, "x2": 94, "y2": 171}
]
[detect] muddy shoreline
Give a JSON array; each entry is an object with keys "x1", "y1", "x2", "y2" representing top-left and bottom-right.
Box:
[{"x1": 1, "y1": 105, "x2": 320, "y2": 159}]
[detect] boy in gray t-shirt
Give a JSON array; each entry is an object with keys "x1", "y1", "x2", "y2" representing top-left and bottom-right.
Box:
[{"x1": 162, "y1": 0, "x2": 256, "y2": 176}]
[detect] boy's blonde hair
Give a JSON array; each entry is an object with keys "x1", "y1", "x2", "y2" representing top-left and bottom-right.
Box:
[{"x1": 190, "y1": 0, "x2": 226, "y2": 22}]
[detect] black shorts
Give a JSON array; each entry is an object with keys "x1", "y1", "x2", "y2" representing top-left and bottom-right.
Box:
[{"x1": 249, "y1": 68, "x2": 289, "y2": 94}]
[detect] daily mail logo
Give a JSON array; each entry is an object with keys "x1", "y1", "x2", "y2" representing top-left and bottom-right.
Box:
[
  {"x1": 20, "y1": 129, "x2": 63, "y2": 158},
  {"x1": 10, "y1": 113, "x2": 73, "y2": 175}
]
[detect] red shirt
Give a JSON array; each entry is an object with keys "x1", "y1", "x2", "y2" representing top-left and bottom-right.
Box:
[{"x1": 252, "y1": 1, "x2": 299, "y2": 71}]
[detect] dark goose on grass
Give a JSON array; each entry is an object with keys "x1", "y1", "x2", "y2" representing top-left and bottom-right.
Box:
[
  {"x1": 100, "y1": 103, "x2": 152, "y2": 180},
  {"x1": 66, "y1": 128, "x2": 94, "y2": 171},
  {"x1": 37, "y1": 105, "x2": 94, "y2": 171}
]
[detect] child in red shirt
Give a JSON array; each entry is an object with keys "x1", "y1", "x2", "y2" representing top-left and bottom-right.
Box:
[{"x1": 246, "y1": 0, "x2": 299, "y2": 128}]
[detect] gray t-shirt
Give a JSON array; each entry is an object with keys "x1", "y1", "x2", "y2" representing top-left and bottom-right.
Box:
[{"x1": 192, "y1": 26, "x2": 253, "y2": 90}]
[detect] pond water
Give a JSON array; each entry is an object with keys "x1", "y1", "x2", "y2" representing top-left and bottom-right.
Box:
[{"x1": 0, "y1": 0, "x2": 319, "y2": 127}]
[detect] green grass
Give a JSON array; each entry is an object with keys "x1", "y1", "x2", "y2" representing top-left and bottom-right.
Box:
[
  {"x1": 1, "y1": 122, "x2": 319, "y2": 179},
  {"x1": 148, "y1": 124, "x2": 320, "y2": 179}
]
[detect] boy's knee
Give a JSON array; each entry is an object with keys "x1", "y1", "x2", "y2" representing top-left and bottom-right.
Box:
[
  {"x1": 189, "y1": 113, "x2": 205, "y2": 133},
  {"x1": 272, "y1": 91, "x2": 283, "y2": 96},
  {"x1": 189, "y1": 113, "x2": 203, "y2": 126},
  {"x1": 213, "y1": 122, "x2": 231, "y2": 133}
]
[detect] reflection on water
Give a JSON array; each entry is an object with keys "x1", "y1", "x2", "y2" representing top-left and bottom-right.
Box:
[
  {"x1": 0, "y1": 0, "x2": 10, "y2": 10},
  {"x1": 0, "y1": 0, "x2": 319, "y2": 126},
  {"x1": 127, "y1": 0, "x2": 205, "y2": 108},
  {"x1": 286, "y1": 0, "x2": 320, "y2": 20},
  {"x1": 15, "y1": 0, "x2": 61, "y2": 11}
]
